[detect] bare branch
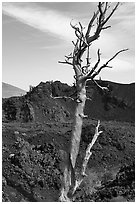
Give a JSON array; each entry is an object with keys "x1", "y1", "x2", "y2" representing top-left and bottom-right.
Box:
[
  {"x1": 70, "y1": 20, "x2": 80, "y2": 33},
  {"x1": 86, "y1": 97, "x2": 92, "y2": 101},
  {"x1": 86, "y1": 2, "x2": 120, "y2": 45},
  {"x1": 50, "y1": 94, "x2": 75, "y2": 102},
  {"x1": 72, "y1": 120, "x2": 103, "y2": 195},
  {"x1": 105, "y1": 65, "x2": 113, "y2": 68},
  {"x1": 106, "y1": 48, "x2": 129, "y2": 64},
  {"x1": 72, "y1": 41, "x2": 76, "y2": 46},
  {"x1": 70, "y1": 20, "x2": 87, "y2": 46},
  {"x1": 98, "y1": 2, "x2": 105, "y2": 24},
  {"x1": 87, "y1": 49, "x2": 101, "y2": 77},
  {"x1": 58, "y1": 60, "x2": 73, "y2": 66},
  {"x1": 104, "y1": 2, "x2": 109, "y2": 13},
  {"x1": 81, "y1": 120, "x2": 103, "y2": 175},
  {"x1": 102, "y1": 2, "x2": 120, "y2": 26},
  {"x1": 86, "y1": 45, "x2": 90, "y2": 65},
  {"x1": 79, "y1": 22, "x2": 85, "y2": 31},
  {"x1": 93, "y1": 79, "x2": 109, "y2": 92},
  {"x1": 63, "y1": 2, "x2": 121, "y2": 76},
  {"x1": 102, "y1": 25, "x2": 111, "y2": 30},
  {"x1": 81, "y1": 46, "x2": 91, "y2": 75},
  {"x1": 98, "y1": 2, "x2": 104, "y2": 16},
  {"x1": 91, "y1": 48, "x2": 129, "y2": 78},
  {"x1": 65, "y1": 55, "x2": 73, "y2": 60},
  {"x1": 85, "y1": 10, "x2": 99, "y2": 39}
]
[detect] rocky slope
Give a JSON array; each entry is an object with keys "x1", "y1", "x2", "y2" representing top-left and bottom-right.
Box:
[
  {"x1": 2, "y1": 120, "x2": 135, "y2": 201},
  {"x1": 2, "y1": 80, "x2": 135, "y2": 202},
  {"x1": 2, "y1": 80, "x2": 135, "y2": 123}
]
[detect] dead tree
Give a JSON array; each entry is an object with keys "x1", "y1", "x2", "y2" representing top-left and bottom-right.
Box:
[{"x1": 57, "y1": 2, "x2": 128, "y2": 201}]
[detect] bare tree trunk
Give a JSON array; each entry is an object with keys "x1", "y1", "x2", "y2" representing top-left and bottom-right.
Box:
[
  {"x1": 70, "y1": 80, "x2": 87, "y2": 169},
  {"x1": 59, "y1": 69, "x2": 87, "y2": 201}
]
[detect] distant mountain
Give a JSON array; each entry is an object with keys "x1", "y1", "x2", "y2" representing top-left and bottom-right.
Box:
[
  {"x1": 2, "y1": 82, "x2": 26, "y2": 98},
  {"x1": 2, "y1": 80, "x2": 135, "y2": 123}
]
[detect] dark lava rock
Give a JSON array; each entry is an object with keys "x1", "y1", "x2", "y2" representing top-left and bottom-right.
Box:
[{"x1": 2, "y1": 80, "x2": 135, "y2": 123}]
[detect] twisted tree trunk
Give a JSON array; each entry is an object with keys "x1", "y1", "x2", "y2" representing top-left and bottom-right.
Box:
[{"x1": 59, "y1": 64, "x2": 88, "y2": 201}]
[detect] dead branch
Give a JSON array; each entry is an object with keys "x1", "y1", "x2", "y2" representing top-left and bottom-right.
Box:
[
  {"x1": 102, "y1": 2, "x2": 120, "y2": 26},
  {"x1": 58, "y1": 60, "x2": 73, "y2": 66},
  {"x1": 50, "y1": 94, "x2": 75, "y2": 101},
  {"x1": 91, "y1": 48, "x2": 129, "y2": 78},
  {"x1": 86, "y1": 97, "x2": 92, "y2": 101},
  {"x1": 70, "y1": 20, "x2": 88, "y2": 56},
  {"x1": 59, "y1": 2, "x2": 121, "y2": 77},
  {"x1": 93, "y1": 79, "x2": 109, "y2": 92},
  {"x1": 85, "y1": 10, "x2": 99, "y2": 39},
  {"x1": 72, "y1": 120, "x2": 103, "y2": 195},
  {"x1": 87, "y1": 2, "x2": 120, "y2": 44},
  {"x1": 102, "y1": 25, "x2": 111, "y2": 30},
  {"x1": 86, "y1": 45, "x2": 90, "y2": 65},
  {"x1": 87, "y1": 49, "x2": 101, "y2": 77},
  {"x1": 72, "y1": 41, "x2": 76, "y2": 46},
  {"x1": 81, "y1": 120, "x2": 103, "y2": 175},
  {"x1": 65, "y1": 55, "x2": 73, "y2": 60},
  {"x1": 105, "y1": 48, "x2": 129, "y2": 65}
]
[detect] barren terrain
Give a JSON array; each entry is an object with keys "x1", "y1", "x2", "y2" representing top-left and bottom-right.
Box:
[{"x1": 2, "y1": 80, "x2": 135, "y2": 202}]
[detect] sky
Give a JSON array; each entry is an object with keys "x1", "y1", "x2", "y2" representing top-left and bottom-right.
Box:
[{"x1": 2, "y1": 2, "x2": 135, "y2": 91}]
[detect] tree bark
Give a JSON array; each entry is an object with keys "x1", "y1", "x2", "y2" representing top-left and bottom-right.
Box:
[
  {"x1": 70, "y1": 80, "x2": 86, "y2": 168},
  {"x1": 59, "y1": 63, "x2": 88, "y2": 201}
]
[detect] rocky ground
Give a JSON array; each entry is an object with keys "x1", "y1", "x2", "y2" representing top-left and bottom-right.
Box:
[
  {"x1": 2, "y1": 119, "x2": 135, "y2": 202},
  {"x1": 2, "y1": 80, "x2": 135, "y2": 201}
]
